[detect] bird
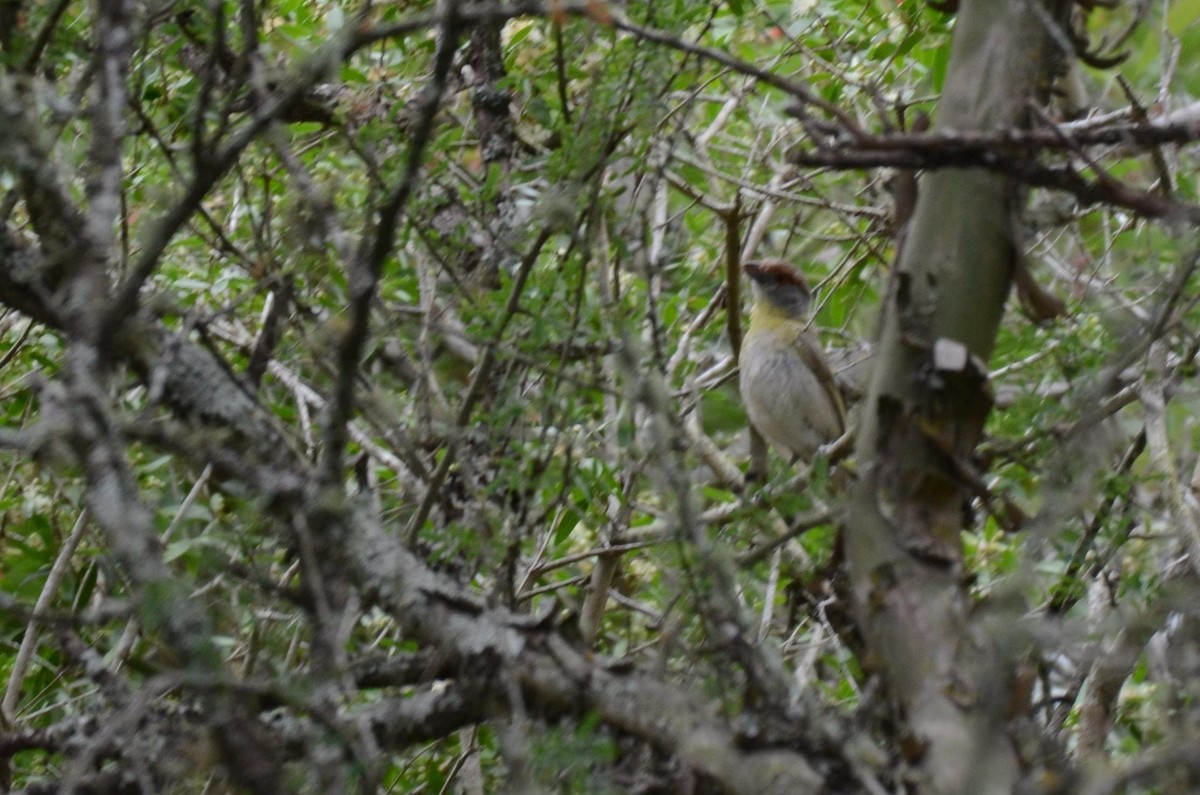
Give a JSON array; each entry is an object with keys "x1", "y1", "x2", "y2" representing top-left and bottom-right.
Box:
[{"x1": 738, "y1": 260, "x2": 846, "y2": 463}]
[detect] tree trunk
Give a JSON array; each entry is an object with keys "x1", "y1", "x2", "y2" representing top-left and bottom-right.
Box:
[{"x1": 843, "y1": 1, "x2": 1070, "y2": 792}]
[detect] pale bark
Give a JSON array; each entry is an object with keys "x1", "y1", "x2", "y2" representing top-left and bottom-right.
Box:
[{"x1": 844, "y1": 1, "x2": 1072, "y2": 793}]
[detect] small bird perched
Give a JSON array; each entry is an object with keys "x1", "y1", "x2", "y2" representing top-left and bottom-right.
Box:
[{"x1": 739, "y1": 260, "x2": 845, "y2": 462}]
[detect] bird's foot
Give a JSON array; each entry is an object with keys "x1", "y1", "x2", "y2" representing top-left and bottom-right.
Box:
[{"x1": 818, "y1": 428, "x2": 854, "y2": 462}]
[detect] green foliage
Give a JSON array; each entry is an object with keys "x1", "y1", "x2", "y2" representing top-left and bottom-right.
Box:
[{"x1": 1, "y1": 0, "x2": 1199, "y2": 790}]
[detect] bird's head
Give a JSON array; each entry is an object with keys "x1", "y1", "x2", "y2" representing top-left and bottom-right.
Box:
[{"x1": 743, "y1": 260, "x2": 813, "y2": 320}]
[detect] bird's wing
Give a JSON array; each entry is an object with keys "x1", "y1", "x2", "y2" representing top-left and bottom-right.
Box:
[{"x1": 790, "y1": 329, "x2": 847, "y2": 429}]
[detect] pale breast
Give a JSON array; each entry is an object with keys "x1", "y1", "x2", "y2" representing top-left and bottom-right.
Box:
[{"x1": 739, "y1": 330, "x2": 844, "y2": 460}]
